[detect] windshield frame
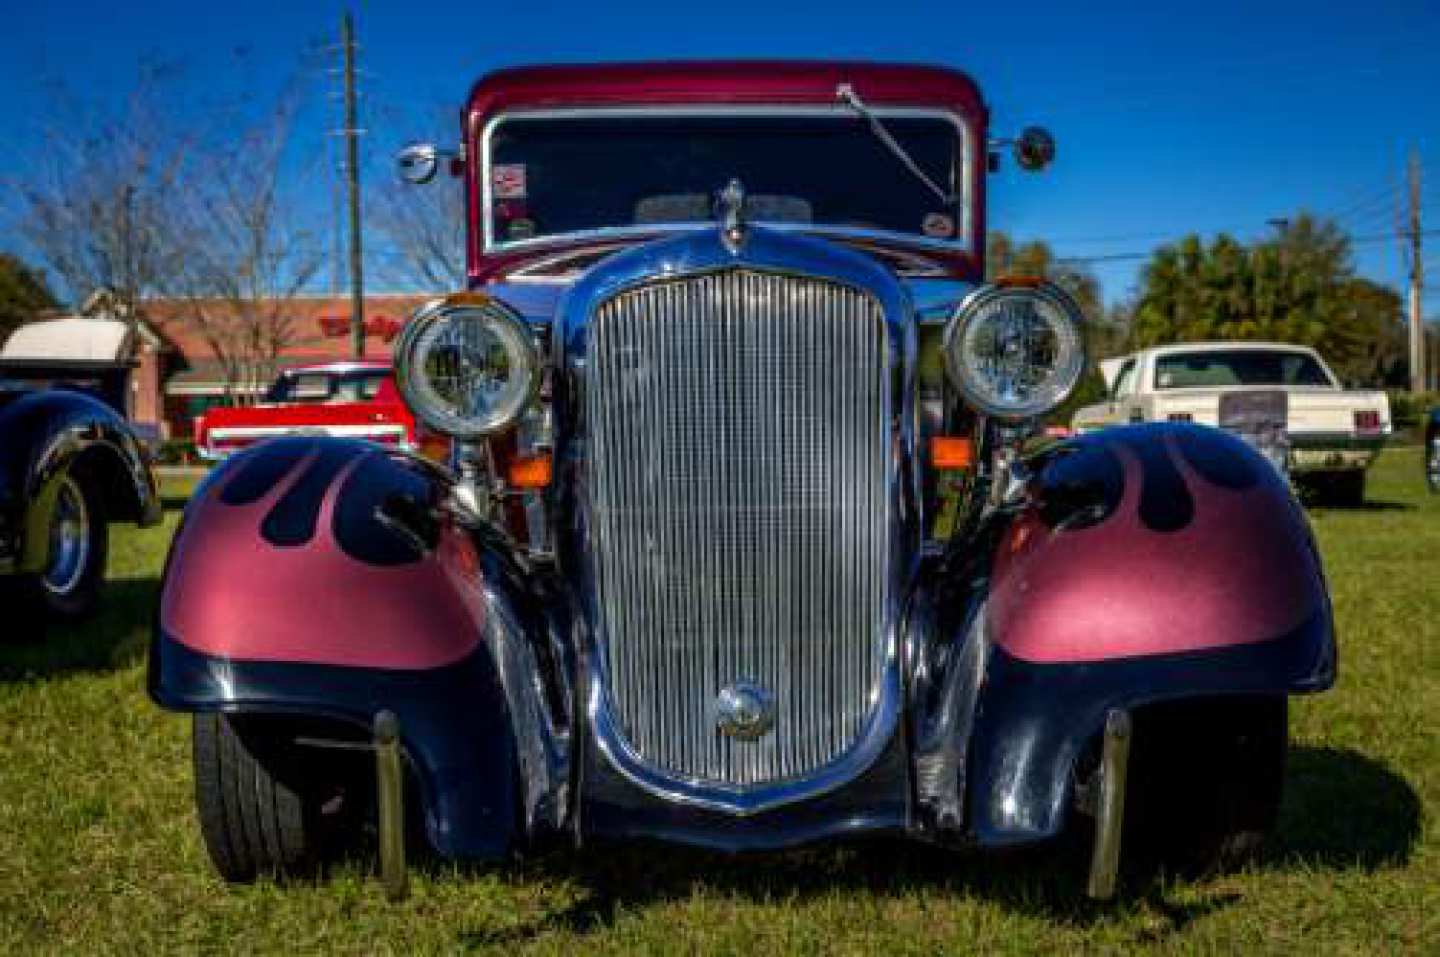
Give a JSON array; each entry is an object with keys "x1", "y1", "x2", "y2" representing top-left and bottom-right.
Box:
[{"x1": 477, "y1": 104, "x2": 975, "y2": 257}]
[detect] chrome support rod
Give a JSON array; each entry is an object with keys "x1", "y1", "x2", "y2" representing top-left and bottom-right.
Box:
[
  {"x1": 1086, "y1": 708, "x2": 1133, "y2": 900},
  {"x1": 373, "y1": 710, "x2": 409, "y2": 902}
]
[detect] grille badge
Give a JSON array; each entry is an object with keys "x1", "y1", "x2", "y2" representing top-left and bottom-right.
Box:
[{"x1": 715, "y1": 682, "x2": 776, "y2": 741}]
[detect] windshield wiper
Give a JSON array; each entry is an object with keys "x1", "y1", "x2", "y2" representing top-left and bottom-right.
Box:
[{"x1": 835, "y1": 83, "x2": 955, "y2": 207}]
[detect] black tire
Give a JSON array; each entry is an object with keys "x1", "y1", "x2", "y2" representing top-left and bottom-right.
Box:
[
  {"x1": 11, "y1": 473, "x2": 108, "y2": 628},
  {"x1": 193, "y1": 714, "x2": 364, "y2": 881},
  {"x1": 1123, "y1": 695, "x2": 1287, "y2": 874}
]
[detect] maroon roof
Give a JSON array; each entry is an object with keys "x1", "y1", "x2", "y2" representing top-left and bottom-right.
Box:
[{"x1": 465, "y1": 61, "x2": 987, "y2": 120}]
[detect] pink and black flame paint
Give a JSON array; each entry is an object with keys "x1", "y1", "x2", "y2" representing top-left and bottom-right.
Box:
[
  {"x1": 160, "y1": 438, "x2": 483, "y2": 669},
  {"x1": 150, "y1": 437, "x2": 532, "y2": 859},
  {"x1": 991, "y1": 423, "x2": 1329, "y2": 664},
  {"x1": 148, "y1": 426, "x2": 1335, "y2": 858},
  {"x1": 961, "y1": 424, "x2": 1334, "y2": 846}
]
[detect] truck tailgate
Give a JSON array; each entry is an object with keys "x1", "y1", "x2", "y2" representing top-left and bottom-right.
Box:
[{"x1": 1154, "y1": 389, "x2": 1389, "y2": 435}]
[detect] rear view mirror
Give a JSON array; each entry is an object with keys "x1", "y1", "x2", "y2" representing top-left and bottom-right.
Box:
[
  {"x1": 1013, "y1": 127, "x2": 1056, "y2": 172},
  {"x1": 396, "y1": 142, "x2": 440, "y2": 185}
]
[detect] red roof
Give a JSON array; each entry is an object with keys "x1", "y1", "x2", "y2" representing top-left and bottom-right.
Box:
[{"x1": 465, "y1": 61, "x2": 987, "y2": 119}]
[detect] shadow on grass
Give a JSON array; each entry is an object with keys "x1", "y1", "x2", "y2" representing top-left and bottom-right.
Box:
[
  {"x1": 1303, "y1": 497, "x2": 1414, "y2": 513},
  {"x1": 452, "y1": 745, "x2": 1420, "y2": 948},
  {"x1": 0, "y1": 577, "x2": 157, "y2": 681},
  {"x1": 1265, "y1": 746, "x2": 1422, "y2": 871}
]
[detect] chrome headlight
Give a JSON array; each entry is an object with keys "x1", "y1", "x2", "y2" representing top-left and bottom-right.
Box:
[
  {"x1": 942, "y1": 282, "x2": 1085, "y2": 419},
  {"x1": 393, "y1": 297, "x2": 539, "y2": 438}
]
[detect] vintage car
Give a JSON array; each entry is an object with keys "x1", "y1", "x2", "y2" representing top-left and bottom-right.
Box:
[
  {"x1": 1, "y1": 320, "x2": 160, "y2": 621},
  {"x1": 1072, "y1": 342, "x2": 1390, "y2": 505},
  {"x1": 193, "y1": 361, "x2": 424, "y2": 461},
  {"x1": 149, "y1": 62, "x2": 1335, "y2": 900}
]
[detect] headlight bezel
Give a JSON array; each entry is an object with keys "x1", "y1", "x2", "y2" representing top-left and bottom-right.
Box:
[
  {"x1": 941, "y1": 280, "x2": 1086, "y2": 421},
  {"x1": 393, "y1": 297, "x2": 541, "y2": 440}
]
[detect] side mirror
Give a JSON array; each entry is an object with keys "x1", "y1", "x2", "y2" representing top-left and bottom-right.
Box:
[
  {"x1": 1013, "y1": 127, "x2": 1056, "y2": 172},
  {"x1": 396, "y1": 142, "x2": 440, "y2": 185}
]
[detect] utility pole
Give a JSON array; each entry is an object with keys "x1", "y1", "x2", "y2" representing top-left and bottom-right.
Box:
[
  {"x1": 342, "y1": 12, "x2": 365, "y2": 359},
  {"x1": 1406, "y1": 149, "x2": 1424, "y2": 394},
  {"x1": 331, "y1": 170, "x2": 343, "y2": 297}
]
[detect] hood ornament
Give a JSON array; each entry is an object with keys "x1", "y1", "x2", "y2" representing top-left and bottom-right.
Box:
[{"x1": 718, "y1": 178, "x2": 747, "y2": 254}]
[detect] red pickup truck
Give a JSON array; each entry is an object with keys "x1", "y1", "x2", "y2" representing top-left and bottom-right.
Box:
[{"x1": 194, "y1": 361, "x2": 425, "y2": 460}]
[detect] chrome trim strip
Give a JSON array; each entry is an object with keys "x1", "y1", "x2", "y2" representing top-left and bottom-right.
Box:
[{"x1": 477, "y1": 104, "x2": 975, "y2": 256}]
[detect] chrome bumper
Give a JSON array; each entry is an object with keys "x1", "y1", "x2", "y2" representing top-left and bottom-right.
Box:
[{"x1": 1287, "y1": 432, "x2": 1386, "y2": 473}]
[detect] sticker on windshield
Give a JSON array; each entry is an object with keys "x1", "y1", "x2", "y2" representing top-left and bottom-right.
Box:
[
  {"x1": 922, "y1": 213, "x2": 955, "y2": 238},
  {"x1": 493, "y1": 164, "x2": 527, "y2": 199}
]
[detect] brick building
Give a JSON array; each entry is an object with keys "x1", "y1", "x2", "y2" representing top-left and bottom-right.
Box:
[
  {"x1": 2, "y1": 292, "x2": 431, "y2": 440},
  {"x1": 144, "y1": 293, "x2": 430, "y2": 439}
]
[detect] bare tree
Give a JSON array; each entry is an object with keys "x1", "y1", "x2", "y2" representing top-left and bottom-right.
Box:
[
  {"x1": 7, "y1": 59, "x2": 323, "y2": 401},
  {"x1": 8, "y1": 62, "x2": 188, "y2": 322},
  {"x1": 159, "y1": 85, "x2": 324, "y2": 401},
  {"x1": 368, "y1": 104, "x2": 467, "y2": 290}
]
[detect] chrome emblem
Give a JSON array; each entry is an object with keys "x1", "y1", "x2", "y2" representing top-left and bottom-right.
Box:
[
  {"x1": 717, "y1": 178, "x2": 747, "y2": 254},
  {"x1": 714, "y1": 681, "x2": 776, "y2": 740}
]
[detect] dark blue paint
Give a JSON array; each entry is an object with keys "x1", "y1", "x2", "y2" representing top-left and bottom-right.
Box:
[
  {"x1": 150, "y1": 633, "x2": 523, "y2": 860},
  {"x1": 966, "y1": 611, "x2": 1334, "y2": 847}
]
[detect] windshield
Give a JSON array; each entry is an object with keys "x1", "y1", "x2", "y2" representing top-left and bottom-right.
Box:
[
  {"x1": 486, "y1": 113, "x2": 964, "y2": 246},
  {"x1": 264, "y1": 370, "x2": 389, "y2": 403},
  {"x1": 1154, "y1": 350, "x2": 1333, "y2": 389}
]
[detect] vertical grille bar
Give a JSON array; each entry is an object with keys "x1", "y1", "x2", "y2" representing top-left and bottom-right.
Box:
[{"x1": 587, "y1": 269, "x2": 889, "y2": 786}]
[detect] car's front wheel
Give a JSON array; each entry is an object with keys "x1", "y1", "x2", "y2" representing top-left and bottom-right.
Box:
[
  {"x1": 193, "y1": 714, "x2": 368, "y2": 881},
  {"x1": 1123, "y1": 695, "x2": 1288, "y2": 874}
]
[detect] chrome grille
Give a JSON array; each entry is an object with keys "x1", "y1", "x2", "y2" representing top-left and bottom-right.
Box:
[{"x1": 586, "y1": 269, "x2": 890, "y2": 786}]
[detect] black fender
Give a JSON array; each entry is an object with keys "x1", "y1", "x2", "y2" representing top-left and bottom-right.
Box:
[
  {"x1": 0, "y1": 387, "x2": 160, "y2": 575},
  {"x1": 148, "y1": 437, "x2": 571, "y2": 859},
  {"x1": 955, "y1": 424, "x2": 1335, "y2": 846}
]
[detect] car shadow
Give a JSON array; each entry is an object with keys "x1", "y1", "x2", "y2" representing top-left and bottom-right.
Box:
[
  {"x1": 451, "y1": 745, "x2": 1420, "y2": 948},
  {"x1": 0, "y1": 577, "x2": 158, "y2": 681},
  {"x1": 1304, "y1": 499, "x2": 1413, "y2": 512},
  {"x1": 1263, "y1": 746, "x2": 1422, "y2": 871}
]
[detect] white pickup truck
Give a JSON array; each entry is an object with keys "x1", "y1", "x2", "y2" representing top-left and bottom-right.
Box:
[{"x1": 1072, "y1": 341, "x2": 1390, "y2": 504}]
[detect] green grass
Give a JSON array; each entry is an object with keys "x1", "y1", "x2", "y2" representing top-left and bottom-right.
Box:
[{"x1": 2, "y1": 459, "x2": 1436, "y2": 954}]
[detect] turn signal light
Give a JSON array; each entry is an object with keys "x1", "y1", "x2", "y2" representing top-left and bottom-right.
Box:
[
  {"x1": 508, "y1": 453, "x2": 553, "y2": 489},
  {"x1": 930, "y1": 437, "x2": 975, "y2": 470}
]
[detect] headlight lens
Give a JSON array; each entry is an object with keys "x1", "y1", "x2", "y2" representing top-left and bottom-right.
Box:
[
  {"x1": 393, "y1": 298, "x2": 539, "y2": 438},
  {"x1": 942, "y1": 282, "x2": 1085, "y2": 419}
]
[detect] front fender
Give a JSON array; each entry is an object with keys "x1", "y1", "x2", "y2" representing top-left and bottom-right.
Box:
[
  {"x1": 0, "y1": 388, "x2": 159, "y2": 573},
  {"x1": 149, "y1": 437, "x2": 570, "y2": 858},
  {"x1": 966, "y1": 423, "x2": 1334, "y2": 845}
]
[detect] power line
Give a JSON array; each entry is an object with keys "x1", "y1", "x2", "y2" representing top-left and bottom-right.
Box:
[
  {"x1": 1327, "y1": 179, "x2": 1401, "y2": 225},
  {"x1": 1057, "y1": 227, "x2": 1440, "y2": 265}
]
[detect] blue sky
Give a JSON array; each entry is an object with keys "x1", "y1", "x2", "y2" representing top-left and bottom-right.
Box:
[{"x1": 2, "y1": 0, "x2": 1437, "y2": 307}]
